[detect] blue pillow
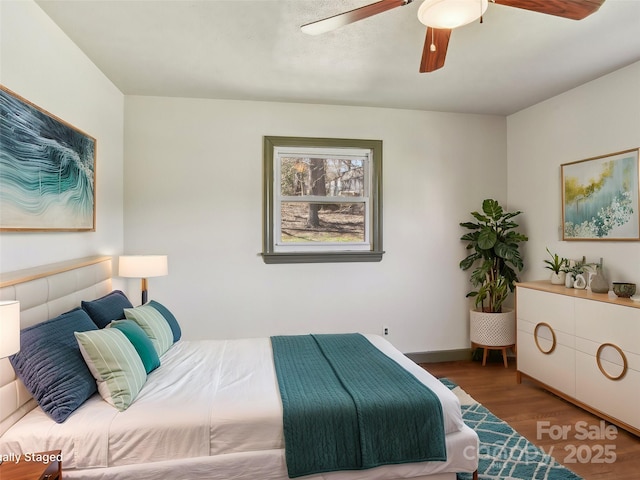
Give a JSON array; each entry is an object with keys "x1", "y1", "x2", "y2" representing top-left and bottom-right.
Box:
[
  {"x1": 148, "y1": 300, "x2": 181, "y2": 342},
  {"x1": 82, "y1": 290, "x2": 133, "y2": 328},
  {"x1": 110, "y1": 320, "x2": 161, "y2": 374},
  {"x1": 9, "y1": 308, "x2": 98, "y2": 423}
]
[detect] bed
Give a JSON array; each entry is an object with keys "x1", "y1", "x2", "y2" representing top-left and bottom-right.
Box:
[{"x1": 0, "y1": 256, "x2": 478, "y2": 480}]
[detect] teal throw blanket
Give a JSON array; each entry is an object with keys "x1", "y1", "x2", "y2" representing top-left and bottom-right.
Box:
[{"x1": 271, "y1": 333, "x2": 447, "y2": 478}]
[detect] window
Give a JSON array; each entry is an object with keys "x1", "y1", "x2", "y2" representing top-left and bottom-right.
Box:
[{"x1": 263, "y1": 136, "x2": 383, "y2": 264}]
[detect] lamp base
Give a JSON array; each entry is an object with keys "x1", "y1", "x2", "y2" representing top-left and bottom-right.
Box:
[{"x1": 140, "y1": 277, "x2": 149, "y2": 305}]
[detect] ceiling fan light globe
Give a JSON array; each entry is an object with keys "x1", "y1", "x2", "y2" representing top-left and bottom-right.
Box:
[{"x1": 417, "y1": 0, "x2": 488, "y2": 29}]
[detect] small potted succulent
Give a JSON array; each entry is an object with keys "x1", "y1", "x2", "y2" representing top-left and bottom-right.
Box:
[{"x1": 544, "y1": 248, "x2": 567, "y2": 285}]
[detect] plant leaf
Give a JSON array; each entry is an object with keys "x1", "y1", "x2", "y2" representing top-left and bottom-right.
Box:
[
  {"x1": 470, "y1": 212, "x2": 490, "y2": 224},
  {"x1": 477, "y1": 228, "x2": 497, "y2": 249},
  {"x1": 501, "y1": 211, "x2": 522, "y2": 220},
  {"x1": 505, "y1": 231, "x2": 528, "y2": 243},
  {"x1": 459, "y1": 254, "x2": 480, "y2": 270},
  {"x1": 482, "y1": 199, "x2": 502, "y2": 219},
  {"x1": 494, "y1": 241, "x2": 516, "y2": 260},
  {"x1": 459, "y1": 222, "x2": 481, "y2": 230},
  {"x1": 499, "y1": 221, "x2": 520, "y2": 230},
  {"x1": 460, "y1": 231, "x2": 479, "y2": 242}
]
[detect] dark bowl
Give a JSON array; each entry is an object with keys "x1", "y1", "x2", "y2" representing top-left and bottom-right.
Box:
[{"x1": 612, "y1": 282, "x2": 636, "y2": 298}]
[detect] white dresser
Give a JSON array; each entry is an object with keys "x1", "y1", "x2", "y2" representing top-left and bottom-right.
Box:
[{"x1": 516, "y1": 282, "x2": 640, "y2": 436}]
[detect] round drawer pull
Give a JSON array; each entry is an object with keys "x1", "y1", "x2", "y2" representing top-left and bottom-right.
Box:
[
  {"x1": 534, "y1": 322, "x2": 556, "y2": 355},
  {"x1": 596, "y1": 343, "x2": 628, "y2": 381}
]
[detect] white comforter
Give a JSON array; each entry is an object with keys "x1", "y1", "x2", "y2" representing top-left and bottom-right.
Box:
[{"x1": 0, "y1": 335, "x2": 472, "y2": 475}]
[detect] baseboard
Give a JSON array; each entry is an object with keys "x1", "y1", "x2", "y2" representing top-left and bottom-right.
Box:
[{"x1": 406, "y1": 348, "x2": 473, "y2": 364}]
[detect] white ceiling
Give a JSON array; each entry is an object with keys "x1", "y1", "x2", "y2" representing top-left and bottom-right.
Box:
[{"x1": 35, "y1": 0, "x2": 640, "y2": 115}]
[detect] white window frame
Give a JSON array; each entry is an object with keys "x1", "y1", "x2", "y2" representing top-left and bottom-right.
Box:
[{"x1": 262, "y1": 137, "x2": 383, "y2": 264}]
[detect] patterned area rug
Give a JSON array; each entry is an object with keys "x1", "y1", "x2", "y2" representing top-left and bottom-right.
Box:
[{"x1": 439, "y1": 378, "x2": 583, "y2": 480}]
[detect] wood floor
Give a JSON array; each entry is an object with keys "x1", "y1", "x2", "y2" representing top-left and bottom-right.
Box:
[{"x1": 422, "y1": 359, "x2": 640, "y2": 480}]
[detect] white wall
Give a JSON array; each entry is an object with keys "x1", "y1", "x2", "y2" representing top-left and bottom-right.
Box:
[
  {"x1": 0, "y1": 0, "x2": 124, "y2": 272},
  {"x1": 124, "y1": 96, "x2": 507, "y2": 353},
  {"x1": 6, "y1": 0, "x2": 638, "y2": 354},
  {"x1": 508, "y1": 61, "x2": 640, "y2": 285}
]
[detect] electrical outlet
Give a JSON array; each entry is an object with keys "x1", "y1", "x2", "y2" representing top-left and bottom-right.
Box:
[{"x1": 382, "y1": 326, "x2": 389, "y2": 336}]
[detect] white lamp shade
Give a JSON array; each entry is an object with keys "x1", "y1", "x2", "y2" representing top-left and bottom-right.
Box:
[
  {"x1": 0, "y1": 301, "x2": 20, "y2": 358},
  {"x1": 418, "y1": 0, "x2": 488, "y2": 29},
  {"x1": 118, "y1": 255, "x2": 168, "y2": 278}
]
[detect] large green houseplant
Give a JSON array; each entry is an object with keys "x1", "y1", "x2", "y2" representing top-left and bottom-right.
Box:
[
  {"x1": 459, "y1": 199, "x2": 528, "y2": 364},
  {"x1": 459, "y1": 198, "x2": 528, "y2": 313}
]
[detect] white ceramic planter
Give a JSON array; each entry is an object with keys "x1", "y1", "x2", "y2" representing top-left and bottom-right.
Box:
[
  {"x1": 550, "y1": 272, "x2": 566, "y2": 285},
  {"x1": 470, "y1": 308, "x2": 515, "y2": 346}
]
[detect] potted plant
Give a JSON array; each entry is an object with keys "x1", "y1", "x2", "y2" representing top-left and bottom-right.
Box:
[
  {"x1": 544, "y1": 248, "x2": 567, "y2": 285},
  {"x1": 562, "y1": 256, "x2": 589, "y2": 289},
  {"x1": 459, "y1": 199, "x2": 528, "y2": 361}
]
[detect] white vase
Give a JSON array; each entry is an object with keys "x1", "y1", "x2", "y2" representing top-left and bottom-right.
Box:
[
  {"x1": 574, "y1": 274, "x2": 587, "y2": 289},
  {"x1": 565, "y1": 273, "x2": 575, "y2": 288},
  {"x1": 550, "y1": 272, "x2": 566, "y2": 285}
]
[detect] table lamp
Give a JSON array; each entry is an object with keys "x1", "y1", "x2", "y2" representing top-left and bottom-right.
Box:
[
  {"x1": 0, "y1": 301, "x2": 20, "y2": 466},
  {"x1": 0, "y1": 300, "x2": 20, "y2": 359},
  {"x1": 118, "y1": 255, "x2": 168, "y2": 305}
]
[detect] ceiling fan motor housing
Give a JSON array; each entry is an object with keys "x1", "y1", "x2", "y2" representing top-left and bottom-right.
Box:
[{"x1": 418, "y1": 0, "x2": 489, "y2": 29}]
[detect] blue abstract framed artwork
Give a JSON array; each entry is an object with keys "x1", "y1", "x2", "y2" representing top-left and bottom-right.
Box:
[
  {"x1": 562, "y1": 148, "x2": 640, "y2": 241},
  {"x1": 0, "y1": 85, "x2": 96, "y2": 231}
]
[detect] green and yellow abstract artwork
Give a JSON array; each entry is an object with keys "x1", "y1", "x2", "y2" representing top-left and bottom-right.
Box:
[{"x1": 562, "y1": 149, "x2": 639, "y2": 240}]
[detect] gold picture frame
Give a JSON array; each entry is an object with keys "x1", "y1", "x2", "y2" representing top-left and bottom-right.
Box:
[
  {"x1": 0, "y1": 85, "x2": 96, "y2": 231},
  {"x1": 561, "y1": 148, "x2": 639, "y2": 241}
]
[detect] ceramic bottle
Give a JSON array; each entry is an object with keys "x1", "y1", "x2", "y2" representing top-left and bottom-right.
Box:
[{"x1": 589, "y1": 264, "x2": 609, "y2": 293}]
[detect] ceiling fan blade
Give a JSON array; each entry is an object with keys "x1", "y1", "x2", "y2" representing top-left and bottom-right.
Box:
[
  {"x1": 419, "y1": 28, "x2": 451, "y2": 73},
  {"x1": 301, "y1": 0, "x2": 410, "y2": 35},
  {"x1": 493, "y1": 0, "x2": 605, "y2": 20}
]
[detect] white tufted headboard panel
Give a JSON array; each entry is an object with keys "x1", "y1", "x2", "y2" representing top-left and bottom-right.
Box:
[{"x1": 0, "y1": 256, "x2": 113, "y2": 436}]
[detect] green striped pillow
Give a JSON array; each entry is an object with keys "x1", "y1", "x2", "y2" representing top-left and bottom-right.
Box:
[
  {"x1": 75, "y1": 329, "x2": 147, "y2": 411},
  {"x1": 124, "y1": 305, "x2": 174, "y2": 356}
]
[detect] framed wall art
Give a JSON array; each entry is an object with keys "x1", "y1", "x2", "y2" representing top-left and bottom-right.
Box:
[
  {"x1": 0, "y1": 85, "x2": 96, "y2": 231},
  {"x1": 561, "y1": 148, "x2": 639, "y2": 241}
]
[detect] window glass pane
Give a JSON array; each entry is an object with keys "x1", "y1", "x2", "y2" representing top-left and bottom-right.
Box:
[
  {"x1": 280, "y1": 157, "x2": 365, "y2": 197},
  {"x1": 280, "y1": 202, "x2": 365, "y2": 243}
]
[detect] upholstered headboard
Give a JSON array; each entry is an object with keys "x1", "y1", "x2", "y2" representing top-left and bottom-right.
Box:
[{"x1": 0, "y1": 256, "x2": 113, "y2": 436}]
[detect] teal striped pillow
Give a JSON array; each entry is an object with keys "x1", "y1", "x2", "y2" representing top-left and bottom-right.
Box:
[
  {"x1": 124, "y1": 305, "x2": 174, "y2": 356},
  {"x1": 75, "y1": 329, "x2": 147, "y2": 411},
  {"x1": 148, "y1": 300, "x2": 181, "y2": 342},
  {"x1": 109, "y1": 320, "x2": 161, "y2": 374}
]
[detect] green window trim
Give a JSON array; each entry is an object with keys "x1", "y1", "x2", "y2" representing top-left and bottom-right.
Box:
[{"x1": 262, "y1": 136, "x2": 384, "y2": 264}]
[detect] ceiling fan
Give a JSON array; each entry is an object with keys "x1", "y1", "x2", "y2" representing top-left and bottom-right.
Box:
[{"x1": 301, "y1": 0, "x2": 605, "y2": 73}]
